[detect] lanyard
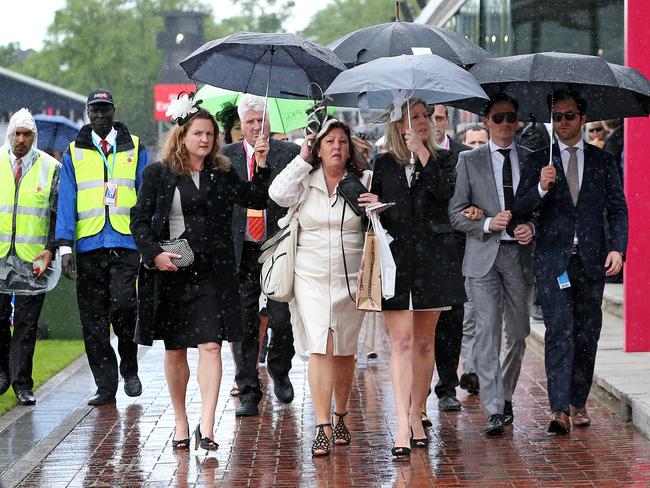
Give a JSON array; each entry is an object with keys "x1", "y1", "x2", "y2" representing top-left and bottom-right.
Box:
[{"x1": 92, "y1": 139, "x2": 118, "y2": 177}]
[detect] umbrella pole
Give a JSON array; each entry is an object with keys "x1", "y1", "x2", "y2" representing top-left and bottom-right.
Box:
[
  {"x1": 407, "y1": 99, "x2": 415, "y2": 165},
  {"x1": 547, "y1": 94, "x2": 555, "y2": 190},
  {"x1": 261, "y1": 47, "x2": 275, "y2": 136}
]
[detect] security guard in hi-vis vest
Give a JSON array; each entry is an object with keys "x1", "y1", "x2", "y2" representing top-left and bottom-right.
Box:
[
  {"x1": 56, "y1": 89, "x2": 149, "y2": 406},
  {"x1": 0, "y1": 109, "x2": 61, "y2": 405}
]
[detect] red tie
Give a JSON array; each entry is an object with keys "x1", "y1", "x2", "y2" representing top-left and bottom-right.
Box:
[
  {"x1": 14, "y1": 158, "x2": 23, "y2": 184},
  {"x1": 100, "y1": 139, "x2": 109, "y2": 156},
  {"x1": 247, "y1": 149, "x2": 265, "y2": 241}
]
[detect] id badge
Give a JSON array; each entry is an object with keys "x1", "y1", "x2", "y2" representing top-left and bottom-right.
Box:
[
  {"x1": 104, "y1": 182, "x2": 118, "y2": 206},
  {"x1": 247, "y1": 209, "x2": 263, "y2": 217},
  {"x1": 557, "y1": 271, "x2": 571, "y2": 289}
]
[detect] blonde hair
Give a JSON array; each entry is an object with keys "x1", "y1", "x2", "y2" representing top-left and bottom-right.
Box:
[
  {"x1": 385, "y1": 99, "x2": 437, "y2": 165},
  {"x1": 159, "y1": 108, "x2": 230, "y2": 175}
]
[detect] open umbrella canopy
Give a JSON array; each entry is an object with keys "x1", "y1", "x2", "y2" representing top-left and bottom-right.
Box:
[
  {"x1": 328, "y1": 21, "x2": 489, "y2": 68},
  {"x1": 324, "y1": 54, "x2": 488, "y2": 112},
  {"x1": 461, "y1": 51, "x2": 650, "y2": 121},
  {"x1": 195, "y1": 85, "x2": 333, "y2": 134},
  {"x1": 33, "y1": 114, "x2": 81, "y2": 153},
  {"x1": 180, "y1": 32, "x2": 347, "y2": 99}
]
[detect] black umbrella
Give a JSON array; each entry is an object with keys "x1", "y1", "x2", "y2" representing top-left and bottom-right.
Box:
[
  {"x1": 328, "y1": 21, "x2": 490, "y2": 68},
  {"x1": 461, "y1": 51, "x2": 650, "y2": 122},
  {"x1": 180, "y1": 32, "x2": 346, "y2": 100}
]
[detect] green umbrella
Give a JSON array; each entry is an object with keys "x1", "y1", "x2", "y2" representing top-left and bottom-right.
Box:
[{"x1": 196, "y1": 85, "x2": 332, "y2": 134}]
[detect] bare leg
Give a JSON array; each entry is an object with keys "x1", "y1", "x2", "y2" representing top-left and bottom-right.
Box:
[
  {"x1": 332, "y1": 354, "x2": 356, "y2": 445},
  {"x1": 308, "y1": 330, "x2": 335, "y2": 453},
  {"x1": 197, "y1": 342, "x2": 222, "y2": 440},
  {"x1": 384, "y1": 310, "x2": 414, "y2": 449},
  {"x1": 164, "y1": 348, "x2": 190, "y2": 440},
  {"x1": 410, "y1": 311, "x2": 440, "y2": 440}
]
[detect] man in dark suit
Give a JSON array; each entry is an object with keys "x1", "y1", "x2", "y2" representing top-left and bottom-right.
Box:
[
  {"x1": 427, "y1": 105, "x2": 473, "y2": 414},
  {"x1": 222, "y1": 94, "x2": 300, "y2": 417},
  {"x1": 514, "y1": 90, "x2": 628, "y2": 435}
]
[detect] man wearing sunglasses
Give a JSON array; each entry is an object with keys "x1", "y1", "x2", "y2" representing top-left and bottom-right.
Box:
[
  {"x1": 449, "y1": 93, "x2": 535, "y2": 436},
  {"x1": 513, "y1": 89, "x2": 628, "y2": 435}
]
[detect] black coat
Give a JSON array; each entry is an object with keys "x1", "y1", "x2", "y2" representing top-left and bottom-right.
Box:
[
  {"x1": 370, "y1": 150, "x2": 466, "y2": 310},
  {"x1": 129, "y1": 160, "x2": 270, "y2": 345},
  {"x1": 222, "y1": 139, "x2": 300, "y2": 267}
]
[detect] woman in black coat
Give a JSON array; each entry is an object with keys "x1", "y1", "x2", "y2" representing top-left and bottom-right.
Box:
[
  {"x1": 130, "y1": 108, "x2": 269, "y2": 451},
  {"x1": 370, "y1": 99, "x2": 465, "y2": 456}
]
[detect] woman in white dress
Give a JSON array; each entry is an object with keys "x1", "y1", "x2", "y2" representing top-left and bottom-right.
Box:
[{"x1": 269, "y1": 118, "x2": 378, "y2": 457}]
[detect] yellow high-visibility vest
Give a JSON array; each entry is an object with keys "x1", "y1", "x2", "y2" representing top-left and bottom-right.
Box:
[
  {"x1": 70, "y1": 136, "x2": 139, "y2": 239},
  {"x1": 0, "y1": 151, "x2": 58, "y2": 261}
]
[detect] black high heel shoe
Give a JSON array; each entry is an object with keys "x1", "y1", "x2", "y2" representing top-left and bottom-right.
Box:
[
  {"x1": 422, "y1": 387, "x2": 433, "y2": 429},
  {"x1": 410, "y1": 427, "x2": 429, "y2": 448},
  {"x1": 194, "y1": 424, "x2": 219, "y2": 451},
  {"x1": 311, "y1": 423, "x2": 332, "y2": 457},
  {"x1": 332, "y1": 411, "x2": 351, "y2": 445},
  {"x1": 172, "y1": 424, "x2": 191, "y2": 450},
  {"x1": 391, "y1": 445, "x2": 411, "y2": 457}
]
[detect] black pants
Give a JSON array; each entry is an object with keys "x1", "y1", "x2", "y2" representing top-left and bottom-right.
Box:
[
  {"x1": 537, "y1": 254, "x2": 604, "y2": 414},
  {"x1": 235, "y1": 242, "x2": 294, "y2": 404},
  {"x1": 434, "y1": 302, "x2": 464, "y2": 399},
  {"x1": 76, "y1": 248, "x2": 139, "y2": 397},
  {"x1": 0, "y1": 293, "x2": 46, "y2": 392}
]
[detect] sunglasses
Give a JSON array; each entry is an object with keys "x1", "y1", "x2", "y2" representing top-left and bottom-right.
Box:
[
  {"x1": 490, "y1": 112, "x2": 517, "y2": 124},
  {"x1": 552, "y1": 111, "x2": 580, "y2": 122},
  {"x1": 589, "y1": 127, "x2": 604, "y2": 133}
]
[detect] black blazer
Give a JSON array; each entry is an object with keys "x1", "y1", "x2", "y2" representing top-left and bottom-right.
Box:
[
  {"x1": 370, "y1": 150, "x2": 466, "y2": 310},
  {"x1": 129, "y1": 160, "x2": 270, "y2": 345},
  {"x1": 513, "y1": 143, "x2": 628, "y2": 280},
  {"x1": 222, "y1": 138, "x2": 300, "y2": 266}
]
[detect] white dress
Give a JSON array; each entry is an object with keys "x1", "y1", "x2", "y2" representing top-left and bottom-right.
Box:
[{"x1": 269, "y1": 156, "x2": 371, "y2": 356}]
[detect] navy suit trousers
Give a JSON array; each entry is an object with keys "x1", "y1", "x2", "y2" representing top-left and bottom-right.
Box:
[{"x1": 536, "y1": 254, "x2": 605, "y2": 414}]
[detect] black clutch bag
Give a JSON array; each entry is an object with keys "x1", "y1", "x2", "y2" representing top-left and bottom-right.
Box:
[{"x1": 337, "y1": 174, "x2": 367, "y2": 216}]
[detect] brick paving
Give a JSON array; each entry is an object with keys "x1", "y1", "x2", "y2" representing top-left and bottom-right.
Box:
[{"x1": 12, "y1": 340, "x2": 650, "y2": 487}]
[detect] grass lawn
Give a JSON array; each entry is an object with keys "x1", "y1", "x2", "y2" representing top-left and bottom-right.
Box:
[{"x1": 0, "y1": 339, "x2": 85, "y2": 416}]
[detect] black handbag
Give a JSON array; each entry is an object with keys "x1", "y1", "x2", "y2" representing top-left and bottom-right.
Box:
[{"x1": 337, "y1": 174, "x2": 368, "y2": 216}]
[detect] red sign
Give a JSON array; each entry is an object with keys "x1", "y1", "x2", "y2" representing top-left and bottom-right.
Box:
[{"x1": 153, "y1": 83, "x2": 196, "y2": 121}]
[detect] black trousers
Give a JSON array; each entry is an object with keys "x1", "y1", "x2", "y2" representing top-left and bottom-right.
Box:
[
  {"x1": 434, "y1": 233, "x2": 465, "y2": 399},
  {"x1": 76, "y1": 248, "x2": 139, "y2": 397},
  {"x1": 434, "y1": 303, "x2": 464, "y2": 398},
  {"x1": 537, "y1": 254, "x2": 605, "y2": 414},
  {"x1": 0, "y1": 293, "x2": 46, "y2": 392},
  {"x1": 235, "y1": 241, "x2": 294, "y2": 404}
]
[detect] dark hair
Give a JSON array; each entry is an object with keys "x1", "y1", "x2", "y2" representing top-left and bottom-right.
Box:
[
  {"x1": 311, "y1": 120, "x2": 364, "y2": 178},
  {"x1": 215, "y1": 103, "x2": 239, "y2": 144},
  {"x1": 548, "y1": 89, "x2": 586, "y2": 114},
  {"x1": 483, "y1": 93, "x2": 519, "y2": 116}
]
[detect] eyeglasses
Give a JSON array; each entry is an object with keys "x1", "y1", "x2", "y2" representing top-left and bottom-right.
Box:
[
  {"x1": 552, "y1": 111, "x2": 580, "y2": 122},
  {"x1": 589, "y1": 127, "x2": 604, "y2": 133},
  {"x1": 490, "y1": 112, "x2": 517, "y2": 124}
]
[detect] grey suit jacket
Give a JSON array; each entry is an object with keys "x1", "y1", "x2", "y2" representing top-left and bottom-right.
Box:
[
  {"x1": 222, "y1": 138, "x2": 300, "y2": 267},
  {"x1": 448, "y1": 142, "x2": 535, "y2": 283}
]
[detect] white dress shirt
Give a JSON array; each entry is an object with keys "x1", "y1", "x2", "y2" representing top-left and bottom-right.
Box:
[
  {"x1": 10, "y1": 148, "x2": 38, "y2": 182},
  {"x1": 91, "y1": 128, "x2": 117, "y2": 152},
  {"x1": 438, "y1": 134, "x2": 450, "y2": 150},
  {"x1": 483, "y1": 140, "x2": 520, "y2": 241}
]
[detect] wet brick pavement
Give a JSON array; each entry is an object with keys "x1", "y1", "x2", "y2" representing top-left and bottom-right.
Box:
[{"x1": 9, "y1": 341, "x2": 650, "y2": 487}]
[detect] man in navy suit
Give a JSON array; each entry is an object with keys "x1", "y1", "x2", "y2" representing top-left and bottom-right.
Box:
[{"x1": 514, "y1": 90, "x2": 628, "y2": 435}]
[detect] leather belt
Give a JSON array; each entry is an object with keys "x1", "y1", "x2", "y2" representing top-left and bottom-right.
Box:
[{"x1": 499, "y1": 240, "x2": 518, "y2": 245}]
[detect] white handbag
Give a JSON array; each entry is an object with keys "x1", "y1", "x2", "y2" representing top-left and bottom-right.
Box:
[{"x1": 258, "y1": 207, "x2": 301, "y2": 303}]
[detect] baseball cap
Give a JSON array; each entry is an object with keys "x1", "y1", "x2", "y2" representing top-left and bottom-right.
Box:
[{"x1": 87, "y1": 89, "x2": 114, "y2": 106}]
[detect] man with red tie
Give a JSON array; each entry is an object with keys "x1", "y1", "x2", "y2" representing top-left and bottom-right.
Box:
[
  {"x1": 56, "y1": 89, "x2": 148, "y2": 406},
  {"x1": 222, "y1": 95, "x2": 299, "y2": 416}
]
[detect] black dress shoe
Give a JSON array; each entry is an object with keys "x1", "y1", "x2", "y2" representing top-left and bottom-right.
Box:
[
  {"x1": 235, "y1": 401, "x2": 258, "y2": 417},
  {"x1": 272, "y1": 375, "x2": 294, "y2": 404},
  {"x1": 123, "y1": 375, "x2": 142, "y2": 397},
  {"x1": 459, "y1": 372, "x2": 480, "y2": 395},
  {"x1": 485, "y1": 414, "x2": 504, "y2": 436},
  {"x1": 88, "y1": 393, "x2": 116, "y2": 406},
  {"x1": 438, "y1": 395, "x2": 462, "y2": 411},
  {"x1": 503, "y1": 400, "x2": 514, "y2": 425},
  {"x1": 0, "y1": 371, "x2": 9, "y2": 396},
  {"x1": 16, "y1": 390, "x2": 36, "y2": 406}
]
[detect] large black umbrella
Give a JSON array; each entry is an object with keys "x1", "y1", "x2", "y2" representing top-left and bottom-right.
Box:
[
  {"x1": 460, "y1": 51, "x2": 650, "y2": 122},
  {"x1": 180, "y1": 32, "x2": 346, "y2": 100},
  {"x1": 328, "y1": 21, "x2": 490, "y2": 68}
]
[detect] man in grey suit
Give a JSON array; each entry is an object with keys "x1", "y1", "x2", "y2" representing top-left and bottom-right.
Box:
[
  {"x1": 222, "y1": 95, "x2": 300, "y2": 416},
  {"x1": 449, "y1": 94, "x2": 534, "y2": 436}
]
